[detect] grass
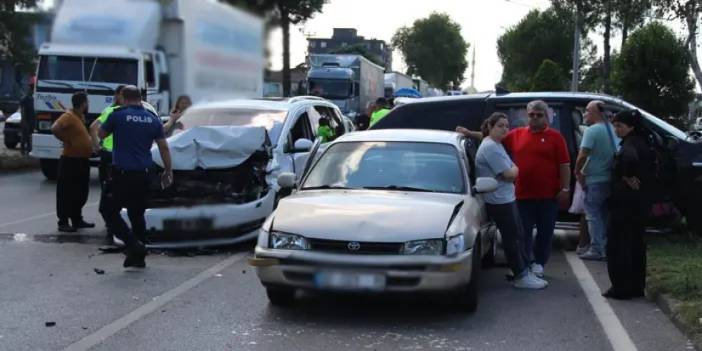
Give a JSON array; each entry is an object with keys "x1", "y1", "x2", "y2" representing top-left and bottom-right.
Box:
[{"x1": 647, "y1": 232, "x2": 702, "y2": 334}]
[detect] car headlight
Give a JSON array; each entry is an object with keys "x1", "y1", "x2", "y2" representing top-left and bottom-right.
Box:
[
  {"x1": 446, "y1": 234, "x2": 465, "y2": 256},
  {"x1": 270, "y1": 231, "x2": 310, "y2": 250},
  {"x1": 402, "y1": 239, "x2": 444, "y2": 255}
]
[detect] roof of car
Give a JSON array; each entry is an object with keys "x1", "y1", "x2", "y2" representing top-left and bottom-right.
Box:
[
  {"x1": 335, "y1": 129, "x2": 463, "y2": 145},
  {"x1": 401, "y1": 91, "x2": 624, "y2": 105},
  {"x1": 189, "y1": 97, "x2": 336, "y2": 112}
]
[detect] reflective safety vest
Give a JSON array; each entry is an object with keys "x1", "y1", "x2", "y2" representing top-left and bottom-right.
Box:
[
  {"x1": 98, "y1": 105, "x2": 117, "y2": 151},
  {"x1": 369, "y1": 108, "x2": 391, "y2": 128}
]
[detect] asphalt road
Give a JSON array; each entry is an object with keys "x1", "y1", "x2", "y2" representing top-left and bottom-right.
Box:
[{"x1": 0, "y1": 169, "x2": 696, "y2": 351}]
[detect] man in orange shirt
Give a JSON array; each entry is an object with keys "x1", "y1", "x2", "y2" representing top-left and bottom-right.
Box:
[{"x1": 51, "y1": 92, "x2": 95, "y2": 233}]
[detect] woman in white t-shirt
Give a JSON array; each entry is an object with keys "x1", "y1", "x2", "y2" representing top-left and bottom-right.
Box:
[{"x1": 474, "y1": 113, "x2": 548, "y2": 290}]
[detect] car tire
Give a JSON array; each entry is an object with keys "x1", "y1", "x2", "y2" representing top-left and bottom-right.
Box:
[
  {"x1": 457, "y1": 239, "x2": 480, "y2": 313},
  {"x1": 482, "y1": 236, "x2": 497, "y2": 268},
  {"x1": 4, "y1": 139, "x2": 18, "y2": 149},
  {"x1": 266, "y1": 286, "x2": 295, "y2": 307},
  {"x1": 40, "y1": 158, "x2": 58, "y2": 180}
]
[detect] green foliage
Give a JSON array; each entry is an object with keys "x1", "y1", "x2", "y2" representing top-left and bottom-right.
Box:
[
  {"x1": 530, "y1": 59, "x2": 567, "y2": 91},
  {"x1": 0, "y1": 0, "x2": 39, "y2": 74},
  {"x1": 329, "y1": 43, "x2": 384, "y2": 66},
  {"x1": 612, "y1": 22, "x2": 695, "y2": 118},
  {"x1": 392, "y1": 13, "x2": 468, "y2": 90},
  {"x1": 497, "y1": 8, "x2": 579, "y2": 91}
]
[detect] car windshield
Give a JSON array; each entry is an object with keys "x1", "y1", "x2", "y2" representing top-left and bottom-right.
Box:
[
  {"x1": 302, "y1": 141, "x2": 466, "y2": 194},
  {"x1": 308, "y1": 79, "x2": 353, "y2": 99},
  {"x1": 177, "y1": 108, "x2": 287, "y2": 145},
  {"x1": 37, "y1": 55, "x2": 138, "y2": 85}
]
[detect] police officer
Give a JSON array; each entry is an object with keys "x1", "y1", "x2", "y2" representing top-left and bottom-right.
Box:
[{"x1": 98, "y1": 86, "x2": 172, "y2": 268}]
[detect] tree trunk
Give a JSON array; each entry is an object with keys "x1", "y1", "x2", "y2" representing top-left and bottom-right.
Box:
[
  {"x1": 281, "y1": 7, "x2": 291, "y2": 97},
  {"x1": 603, "y1": 0, "x2": 612, "y2": 94},
  {"x1": 621, "y1": 19, "x2": 629, "y2": 48},
  {"x1": 571, "y1": 9, "x2": 582, "y2": 92},
  {"x1": 687, "y1": 12, "x2": 702, "y2": 91}
]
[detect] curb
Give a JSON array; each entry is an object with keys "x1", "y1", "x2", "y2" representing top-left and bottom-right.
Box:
[
  {"x1": 0, "y1": 153, "x2": 39, "y2": 171},
  {"x1": 647, "y1": 291, "x2": 702, "y2": 350}
]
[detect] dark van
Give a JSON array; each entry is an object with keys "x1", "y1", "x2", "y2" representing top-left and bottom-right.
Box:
[{"x1": 371, "y1": 92, "x2": 702, "y2": 233}]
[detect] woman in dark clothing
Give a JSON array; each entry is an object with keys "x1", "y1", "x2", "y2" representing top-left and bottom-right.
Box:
[{"x1": 603, "y1": 109, "x2": 655, "y2": 300}]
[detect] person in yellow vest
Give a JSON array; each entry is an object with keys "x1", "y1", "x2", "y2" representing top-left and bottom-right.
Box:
[
  {"x1": 369, "y1": 97, "x2": 391, "y2": 128},
  {"x1": 317, "y1": 117, "x2": 335, "y2": 143}
]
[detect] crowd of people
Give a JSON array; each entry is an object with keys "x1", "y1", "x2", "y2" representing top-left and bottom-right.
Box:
[{"x1": 457, "y1": 99, "x2": 655, "y2": 299}]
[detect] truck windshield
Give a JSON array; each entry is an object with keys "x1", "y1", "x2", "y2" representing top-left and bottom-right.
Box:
[
  {"x1": 309, "y1": 79, "x2": 353, "y2": 99},
  {"x1": 38, "y1": 55, "x2": 138, "y2": 85}
]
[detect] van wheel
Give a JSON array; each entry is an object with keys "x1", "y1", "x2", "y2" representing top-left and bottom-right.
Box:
[
  {"x1": 40, "y1": 159, "x2": 58, "y2": 180},
  {"x1": 266, "y1": 286, "x2": 295, "y2": 307},
  {"x1": 457, "y1": 240, "x2": 480, "y2": 313}
]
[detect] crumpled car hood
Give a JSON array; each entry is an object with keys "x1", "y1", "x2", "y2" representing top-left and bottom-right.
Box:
[
  {"x1": 273, "y1": 190, "x2": 464, "y2": 242},
  {"x1": 152, "y1": 126, "x2": 267, "y2": 170}
]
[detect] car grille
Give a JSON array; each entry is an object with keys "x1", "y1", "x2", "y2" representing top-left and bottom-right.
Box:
[{"x1": 308, "y1": 238, "x2": 403, "y2": 255}]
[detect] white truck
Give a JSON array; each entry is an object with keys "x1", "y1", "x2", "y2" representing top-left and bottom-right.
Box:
[
  {"x1": 306, "y1": 54, "x2": 384, "y2": 119},
  {"x1": 31, "y1": 0, "x2": 264, "y2": 179},
  {"x1": 383, "y1": 72, "x2": 414, "y2": 99}
]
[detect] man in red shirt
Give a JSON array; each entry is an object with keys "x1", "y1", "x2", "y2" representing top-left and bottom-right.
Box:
[{"x1": 502, "y1": 100, "x2": 571, "y2": 278}]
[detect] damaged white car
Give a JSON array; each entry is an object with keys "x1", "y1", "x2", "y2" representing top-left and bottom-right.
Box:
[
  {"x1": 251, "y1": 129, "x2": 499, "y2": 312},
  {"x1": 122, "y1": 97, "x2": 350, "y2": 248}
]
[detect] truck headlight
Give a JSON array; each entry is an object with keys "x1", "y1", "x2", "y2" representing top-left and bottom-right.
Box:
[
  {"x1": 38, "y1": 120, "x2": 52, "y2": 131},
  {"x1": 270, "y1": 231, "x2": 309, "y2": 250},
  {"x1": 402, "y1": 239, "x2": 444, "y2": 255},
  {"x1": 446, "y1": 234, "x2": 465, "y2": 256}
]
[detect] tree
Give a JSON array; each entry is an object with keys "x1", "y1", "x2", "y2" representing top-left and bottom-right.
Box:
[
  {"x1": 329, "y1": 43, "x2": 384, "y2": 66},
  {"x1": 0, "y1": 0, "x2": 38, "y2": 74},
  {"x1": 612, "y1": 22, "x2": 695, "y2": 122},
  {"x1": 497, "y1": 7, "x2": 587, "y2": 91},
  {"x1": 654, "y1": 0, "x2": 702, "y2": 90},
  {"x1": 225, "y1": 0, "x2": 327, "y2": 96},
  {"x1": 392, "y1": 13, "x2": 468, "y2": 90},
  {"x1": 530, "y1": 59, "x2": 568, "y2": 91}
]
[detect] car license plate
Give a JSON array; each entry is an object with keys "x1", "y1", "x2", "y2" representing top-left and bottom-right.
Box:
[
  {"x1": 163, "y1": 218, "x2": 213, "y2": 232},
  {"x1": 314, "y1": 271, "x2": 386, "y2": 291}
]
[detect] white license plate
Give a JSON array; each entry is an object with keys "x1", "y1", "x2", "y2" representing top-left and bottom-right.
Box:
[{"x1": 314, "y1": 271, "x2": 386, "y2": 291}]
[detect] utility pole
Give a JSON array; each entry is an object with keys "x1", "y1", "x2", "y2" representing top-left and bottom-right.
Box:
[{"x1": 571, "y1": 8, "x2": 581, "y2": 92}]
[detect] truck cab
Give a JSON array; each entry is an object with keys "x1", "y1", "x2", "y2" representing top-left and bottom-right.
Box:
[{"x1": 307, "y1": 65, "x2": 357, "y2": 117}]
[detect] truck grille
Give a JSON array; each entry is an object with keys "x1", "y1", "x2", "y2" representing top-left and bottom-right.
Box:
[{"x1": 308, "y1": 238, "x2": 403, "y2": 255}]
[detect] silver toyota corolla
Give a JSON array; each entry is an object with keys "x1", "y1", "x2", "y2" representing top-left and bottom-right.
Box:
[{"x1": 250, "y1": 129, "x2": 499, "y2": 312}]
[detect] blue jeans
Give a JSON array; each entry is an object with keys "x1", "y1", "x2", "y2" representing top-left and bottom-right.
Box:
[
  {"x1": 584, "y1": 182, "x2": 610, "y2": 255},
  {"x1": 518, "y1": 199, "x2": 558, "y2": 266}
]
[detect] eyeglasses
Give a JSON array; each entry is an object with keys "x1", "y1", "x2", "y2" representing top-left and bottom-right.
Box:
[{"x1": 528, "y1": 112, "x2": 546, "y2": 119}]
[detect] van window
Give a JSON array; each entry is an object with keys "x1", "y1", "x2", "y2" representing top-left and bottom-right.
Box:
[
  {"x1": 371, "y1": 99, "x2": 486, "y2": 131},
  {"x1": 494, "y1": 105, "x2": 561, "y2": 131}
]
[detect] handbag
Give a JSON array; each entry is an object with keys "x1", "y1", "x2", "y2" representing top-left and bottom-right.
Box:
[{"x1": 568, "y1": 182, "x2": 586, "y2": 214}]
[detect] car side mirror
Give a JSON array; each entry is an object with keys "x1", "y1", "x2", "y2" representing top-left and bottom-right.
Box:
[
  {"x1": 473, "y1": 177, "x2": 498, "y2": 194},
  {"x1": 277, "y1": 172, "x2": 297, "y2": 189},
  {"x1": 293, "y1": 138, "x2": 314, "y2": 152}
]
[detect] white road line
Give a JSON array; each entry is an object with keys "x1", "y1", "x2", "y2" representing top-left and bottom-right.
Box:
[
  {"x1": 0, "y1": 201, "x2": 99, "y2": 229},
  {"x1": 63, "y1": 252, "x2": 248, "y2": 351},
  {"x1": 564, "y1": 252, "x2": 638, "y2": 351}
]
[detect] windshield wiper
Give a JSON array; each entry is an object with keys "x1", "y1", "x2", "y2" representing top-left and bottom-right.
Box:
[
  {"x1": 362, "y1": 185, "x2": 435, "y2": 192},
  {"x1": 40, "y1": 80, "x2": 79, "y2": 89},
  {"x1": 301, "y1": 185, "x2": 353, "y2": 190},
  {"x1": 79, "y1": 82, "x2": 113, "y2": 90}
]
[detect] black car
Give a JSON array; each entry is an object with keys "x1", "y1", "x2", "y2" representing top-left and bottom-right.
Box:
[
  {"x1": 371, "y1": 91, "x2": 702, "y2": 233},
  {"x1": 2, "y1": 111, "x2": 21, "y2": 149}
]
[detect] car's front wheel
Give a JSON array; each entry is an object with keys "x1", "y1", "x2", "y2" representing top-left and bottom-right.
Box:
[
  {"x1": 265, "y1": 286, "x2": 295, "y2": 307},
  {"x1": 456, "y1": 240, "x2": 480, "y2": 313}
]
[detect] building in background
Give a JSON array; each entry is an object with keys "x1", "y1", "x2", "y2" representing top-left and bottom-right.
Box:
[
  {"x1": 264, "y1": 64, "x2": 309, "y2": 97},
  {"x1": 307, "y1": 28, "x2": 392, "y2": 72}
]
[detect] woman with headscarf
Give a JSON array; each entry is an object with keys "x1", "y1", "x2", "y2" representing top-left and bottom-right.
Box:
[{"x1": 602, "y1": 109, "x2": 655, "y2": 300}]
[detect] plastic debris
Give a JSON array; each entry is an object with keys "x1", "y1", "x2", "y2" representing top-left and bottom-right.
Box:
[
  {"x1": 94, "y1": 268, "x2": 105, "y2": 275},
  {"x1": 45, "y1": 322, "x2": 56, "y2": 327}
]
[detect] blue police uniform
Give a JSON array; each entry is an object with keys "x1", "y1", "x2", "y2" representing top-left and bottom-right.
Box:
[{"x1": 100, "y1": 105, "x2": 164, "y2": 265}]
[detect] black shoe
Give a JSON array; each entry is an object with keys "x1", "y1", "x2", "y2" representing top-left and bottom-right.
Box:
[
  {"x1": 602, "y1": 288, "x2": 632, "y2": 300},
  {"x1": 73, "y1": 220, "x2": 96, "y2": 229},
  {"x1": 58, "y1": 223, "x2": 77, "y2": 233},
  {"x1": 123, "y1": 244, "x2": 147, "y2": 268}
]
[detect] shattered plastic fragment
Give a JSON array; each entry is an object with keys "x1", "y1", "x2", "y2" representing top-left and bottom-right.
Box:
[
  {"x1": 45, "y1": 322, "x2": 56, "y2": 327},
  {"x1": 94, "y1": 268, "x2": 105, "y2": 275}
]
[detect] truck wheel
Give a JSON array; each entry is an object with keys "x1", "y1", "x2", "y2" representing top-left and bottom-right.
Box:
[
  {"x1": 40, "y1": 159, "x2": 58, "y2": 180},
  {"x1": 265, "y1": 286, "x2": 295, "y2": 307},
  {"x1": 457, "y1": 239, "x2": 480, "y2": 313}
]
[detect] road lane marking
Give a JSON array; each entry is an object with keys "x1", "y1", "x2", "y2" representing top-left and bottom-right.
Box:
[
  {"x1": 63, "y1": 252, "x2": 248, "y2": 351},
  {"x1": 0, "y1": 201, "x2": 98, "y2": 229},
  {"x1": 564, "y1": 252, "x2": 638, "y2": 351}
]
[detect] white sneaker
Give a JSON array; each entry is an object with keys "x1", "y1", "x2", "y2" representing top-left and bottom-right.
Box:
[
  {"x1": 530, "y1": 263, "x2": 545, "y2": 278},
  {"x1": 514, "y1": 271, "x2": 548, "y2": 290}
]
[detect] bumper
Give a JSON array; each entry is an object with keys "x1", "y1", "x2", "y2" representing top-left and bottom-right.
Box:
[
  {"x1": 122, "y1": 190, "x2": 276, "y2": 248},
  {"x1": 252, "y1": 246, "x2": 474, "y2": 293},
  {"x1": 30, "y1": 133, "x2": 61, "y2": 159}
]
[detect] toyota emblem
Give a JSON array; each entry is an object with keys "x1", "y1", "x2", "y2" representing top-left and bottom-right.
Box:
[{"x1": 347, "y1": 241, "x2": 361, "y2": 251}]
